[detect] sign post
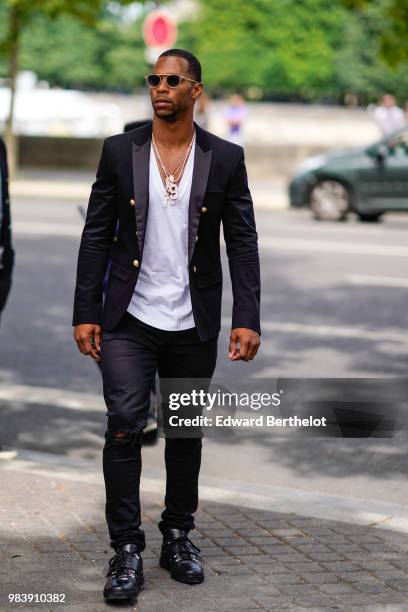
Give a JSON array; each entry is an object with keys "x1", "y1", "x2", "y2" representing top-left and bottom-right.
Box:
[{"x1": 143, "y1": 11, "x2": 178, "y2": 64}]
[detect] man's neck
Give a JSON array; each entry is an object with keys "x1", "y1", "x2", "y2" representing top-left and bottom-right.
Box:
[{"x1": 152, "y1": 116, "x2": 195, "y2": 150}]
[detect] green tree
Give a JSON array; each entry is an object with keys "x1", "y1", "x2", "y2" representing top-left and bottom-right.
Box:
[
  {"x1": 343, "y1": 0, "x2": 408, "y2": 65},
  {"x1": 336, "y1": 0, "x2": 408, "y2": 104},
  {"x1": 177, "y1": 0, "x2": 347, "y2": 100},
  {"x1": 0, "y1": 0, "x2": 137, "y2": 175},
  {"x1": 17, "y1": 9, "x2": 149, "y2": 92}
]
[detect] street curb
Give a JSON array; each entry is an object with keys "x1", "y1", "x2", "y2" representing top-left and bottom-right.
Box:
[{"x1": 3, "y1": 448, "x2": 408, "y2": 535}]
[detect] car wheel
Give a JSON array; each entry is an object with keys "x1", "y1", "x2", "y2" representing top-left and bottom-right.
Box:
[
  {"x1": 309, "y1": 180, "x2": 350, "y2": 221},
  {"x1": 357, "y1": 212, "x2": 383, "y2": 223}
]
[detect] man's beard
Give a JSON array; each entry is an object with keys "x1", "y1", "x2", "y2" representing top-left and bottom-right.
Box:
[{"x1": 155, "y1": 109, "x2": 178, "y2": 122}]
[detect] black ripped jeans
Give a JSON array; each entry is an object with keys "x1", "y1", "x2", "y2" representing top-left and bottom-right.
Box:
[{"x1": 100, "y1": 311, "x2": 218, "y2": 551}]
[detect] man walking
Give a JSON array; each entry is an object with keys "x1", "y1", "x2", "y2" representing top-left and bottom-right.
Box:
[{"x1": 72, "y1": 48, "x2": 261, "y2": 601}]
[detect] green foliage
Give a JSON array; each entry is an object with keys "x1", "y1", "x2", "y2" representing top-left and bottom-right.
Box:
[
  {"x1": 1, "y1": 0, "x2": 408, "y2": 101},
  {"x1": 2, "y1": 0, "x2": 129, "y2": 24},
  {"x1": 178, "y1": 0, "x2": 347, "y2": 100},
  {"x1": 16, "y1": 11, "x2": 148, "y2": 90},
  {"x1": 335, "y1": 0, "x2": 408, "y2": 102},
  {"x1": 0, "y1": 0, "x2": 149, "y2": 90},
  {"x1": 176, "y1": 0, "x2": 408, "y2": 102},
  {"x1": 342, "y1": 0, "x2": 408, "y2": 65}
]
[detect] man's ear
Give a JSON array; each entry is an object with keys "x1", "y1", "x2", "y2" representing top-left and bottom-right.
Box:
[{"x1": 192, "y1": 83, "x2": 203, "y2": 102}]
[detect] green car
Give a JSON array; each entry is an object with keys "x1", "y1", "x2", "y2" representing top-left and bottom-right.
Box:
[{"x1": 289, "y1": 127, "x2": 408, "y2": 221}]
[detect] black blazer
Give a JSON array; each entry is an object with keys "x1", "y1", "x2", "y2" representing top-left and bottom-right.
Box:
[
  {"x1": 0, "y1": 138, "x2": 14, "y2": 314},
  {"x1": 72, "y1": 121, "x2": 261, "y2": 342}
]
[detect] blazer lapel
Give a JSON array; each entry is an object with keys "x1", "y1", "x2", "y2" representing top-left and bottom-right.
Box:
[
  {"x1": 132, "y1": 132, "x2": 151, "y2": 257},
  {"x1": 131, "y1": 120, "x2": 213, "y2": 262},
  {"x1": 188, "y1": 123, "x2": 213, "y2": 262}
]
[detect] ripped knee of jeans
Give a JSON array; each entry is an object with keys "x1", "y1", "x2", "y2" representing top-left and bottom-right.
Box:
[{"x1": 105, "y1": 429, "x2": 143, "y2": 447}]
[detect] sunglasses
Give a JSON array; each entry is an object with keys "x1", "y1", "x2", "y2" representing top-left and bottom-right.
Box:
[{"x1": 144, "y1": 73, "x2": 200, "y2": 88}]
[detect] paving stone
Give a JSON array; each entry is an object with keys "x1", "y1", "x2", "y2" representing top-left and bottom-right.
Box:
[
  {"x1": 354, "y1": 581, "x2": 390, "y2": 594},
  {"x1": 330, "y1": 592, "x2": 377, "y2": 605},
  {"x1": 392, "y1": 559, "x2": 408, "y2": 571},
  {"x1": 224, "y1": 574, "x2": 268, "y2": 585},
  {"x1": 223, "y1": 546, "x2": 262, "y2": 556},
  {"x1": 210, "y1": 564, "x2": 256, "y2": 575},
  {"x1": 373, "y1": 569, "x2": 408, "y2": 581},
  {"x1": 371, "y1": 590, "x2": 408, "y2": 604},
  {"x1": 334, "y1": 571, "x2": 380, "y2": 583},
  {"x1": 319, "y1": 583, "x2": 357, "y2": 594},
  {"x1": 266, "y1": 573, "x2": 304, "y2": 585},
  {"x1": 301, "y1": 572, "x2": 341, "y2": 584},
  {"x1": 291, "y1": 594, "x2": 339, "y2": 607},
  {"x1": 320, "y1": 561, "x2": 363, "y2": 572},
  {"x1": 386, "y1": 578, "x2": 408, "y2": 592},
  {"x1": 246, "y1": 536, "x2": 281, "y2": 545},
  {"x1": 211, "y1": 537, "x2": 247, "y2": 546},
  {"x1": 284, "y1": 562, "x2": 326, "y2": 573},
  {"x1": 235, "y1": 527, "x2": 272, "y2": 536},
  {"x1": 268, "y1": 553, "x2": 309, "y2": 563},
  {"x1": 372, "y1": 551, "x2": 408, "y2": 561},
  {"x1": 295, "y1": 544, "x2": 332, "y2": 553},
  {"x1": 254, "y1": 565, "x2": 292, "y2": 576},
  {"x1": 278, "y1": 584, "x2": 319, "y2": 596},
  {"x1": 252, "y1": 595, "x2": 294, "y2": 609},
  {"x1": 308, "y1": 552, "x2": 347, "y2": 562}
]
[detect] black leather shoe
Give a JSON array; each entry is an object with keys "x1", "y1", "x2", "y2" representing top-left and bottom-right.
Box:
[
  {"x1": 159, "y1": 528, "x2": 204, "y2": 584},
  {"x1": 103, "y1": 543, "x2": 144, "y2": 601}
]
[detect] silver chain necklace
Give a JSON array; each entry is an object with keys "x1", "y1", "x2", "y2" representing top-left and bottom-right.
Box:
[{"x1": 152, "y1": 130, "x2": 196, "y2": 207}]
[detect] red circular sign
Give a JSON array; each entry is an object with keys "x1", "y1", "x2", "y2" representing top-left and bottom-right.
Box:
[{"x1": 143, "y1": 11, "x2": 177, "y2": 48}]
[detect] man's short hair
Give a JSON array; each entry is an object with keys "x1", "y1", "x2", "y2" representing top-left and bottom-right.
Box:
[{"x1": 158, "y1": 48, "x2": 201, "y2": 82}]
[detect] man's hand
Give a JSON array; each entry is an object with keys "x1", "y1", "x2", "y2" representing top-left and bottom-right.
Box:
[
  {"x1": 229, "y1": 328, "x2": 260, "y2": 362},
  {"x1": 74, "y1": 324, "x2": 101, "y2": 362}
]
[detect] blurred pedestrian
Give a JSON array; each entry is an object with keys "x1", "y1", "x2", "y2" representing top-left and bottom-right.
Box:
[
  {"x1": 373, "y1": 94, "x2": 405, "y2": 137},
  {"x1": 404, "y1": 101, "x2": 408, "y2": 125},
  {"x1": 0, "y1": 136, "x2": 17, "y2": 461},
  {"x1": 224, "y1": 94, "x2": 248, "y2": 146}
]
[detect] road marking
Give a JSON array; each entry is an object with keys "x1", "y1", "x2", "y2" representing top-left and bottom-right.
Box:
[
  {"x1": 14, "y1": 221, "x2": 81, "y2": 237},
  {"x1": 11, "y1": 182, "x2": 90, "y2": 200},
  {"x1": 263, "y1": 219, "x2": 408, "y2": 236},
  {"x1": 259, "y1": 236, "x2": 408, "y2": 257},
  {"x1": 0, "y1": 384, "x2": 104, "y2": 411},
  {"x1": 13, "y1": 222, "x2": 408, "y2": 259},
  {"x1": 222, "y1": 317, "x2": 407, "y2": 344},
  {"x1": 347, "y1": 274, "x2": 408, "y2": 288}
]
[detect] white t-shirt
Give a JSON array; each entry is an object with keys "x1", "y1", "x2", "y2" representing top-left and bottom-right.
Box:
[
  {"x1": 373, "y1": 106, "x2": 405, "y2": 136},
  {"x1": 127, "y1": 134, "x2": 196, "y2": 330}
]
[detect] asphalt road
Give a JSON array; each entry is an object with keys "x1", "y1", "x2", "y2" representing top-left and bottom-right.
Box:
[{"x1": 1, "y1": 194, "x2": 408, "y2": 506}]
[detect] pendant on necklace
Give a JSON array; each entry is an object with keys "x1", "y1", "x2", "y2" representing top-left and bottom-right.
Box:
[{"x1": 165, "y1": 175, "x2": 178, "y2": 202}]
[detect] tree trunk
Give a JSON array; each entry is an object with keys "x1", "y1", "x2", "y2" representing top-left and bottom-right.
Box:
[{"x1": 5, "y1": 6, "x2": 21, "y2": 180}]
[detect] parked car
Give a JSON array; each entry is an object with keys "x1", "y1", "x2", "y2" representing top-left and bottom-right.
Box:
[{"x1": 289, "y1": 127, "x2": 408, "y2": 221}]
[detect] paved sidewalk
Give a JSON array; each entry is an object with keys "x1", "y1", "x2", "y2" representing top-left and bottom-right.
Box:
[{"x1": 1, "y1": 463, "x2": 408, "y2": 611}]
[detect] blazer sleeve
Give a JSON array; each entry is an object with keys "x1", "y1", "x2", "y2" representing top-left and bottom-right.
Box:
[
  {"x1": 222, "y1": 146, "x2": 261, "y2": 336},
  {"x1": 72, "y1": 138, "x2": 118, "y2": 326}
]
